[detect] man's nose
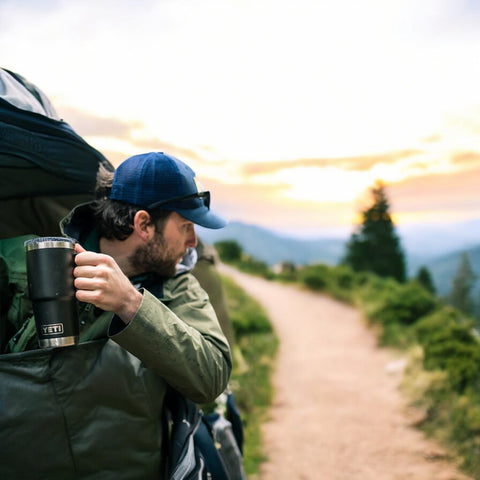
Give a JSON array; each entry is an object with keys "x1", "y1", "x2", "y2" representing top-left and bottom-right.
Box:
[{"x1": 186, "y1": 230, "x2": 197, "y2": 248}]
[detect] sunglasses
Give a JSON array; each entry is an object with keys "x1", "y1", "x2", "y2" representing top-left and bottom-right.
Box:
[{"x1": 147, "y1": 191, "x2": 210, "y2": 210}]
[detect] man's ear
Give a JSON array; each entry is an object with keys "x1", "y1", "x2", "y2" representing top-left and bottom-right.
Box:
[{"x1": 133, "y1": 210, "x2": 155, "y2": 241}]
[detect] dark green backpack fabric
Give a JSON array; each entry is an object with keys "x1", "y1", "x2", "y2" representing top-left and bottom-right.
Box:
[
  {"x1": 0, "y1": 234, "x2": 37, "y2": 352},
  {"x1": 0, "y1": 339, "x2": 168, "y2": 479}
]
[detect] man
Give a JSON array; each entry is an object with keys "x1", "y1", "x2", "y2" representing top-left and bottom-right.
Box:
[{"x1": 0, "y1": 152, "x2": 232, "y2": 479}]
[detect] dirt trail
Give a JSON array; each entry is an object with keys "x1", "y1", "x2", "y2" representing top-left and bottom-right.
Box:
[{"x1": 219, "y1": 264, "x2": 473, "y2": 480}]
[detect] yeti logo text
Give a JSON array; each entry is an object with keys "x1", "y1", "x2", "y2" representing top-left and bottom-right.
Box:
[{"x1": 42, "y1": 324, "x2": 64, "y2": 335}]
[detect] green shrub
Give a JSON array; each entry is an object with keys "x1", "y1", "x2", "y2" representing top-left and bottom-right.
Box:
[
  {"x1": 238, "y1": 256, "x2": 275, "y2": 280},
  {"x1": 332, "y1": 264, "x2": 356, "y2": 289},
  {"x1": 357, "y1": 275, "x2": 400, "y2": 319},
  {"x1": 412, "y1": 307, "x2": 480, "y2": 393},
  {"x1": 215, "y1": 240, "x2": 243, "y2": 262},
  {"x1": 410, "y1": 371, "x2": 480, "y2": 477},
  {"x1": 221, "y1": 276, "x2": 272, "y2": 336},
  {"x1": 371, "y1": 280, "x2": 438, "y2": 327},
  {"x1": 356, "y1": 270, "x2": 379, "y2": 287},
  {"x1": 301, "y1": 264, "x2": 330, "y2": 290},
  {"x1": 413, "y1": 307, "x2": 471, "y2": 345},
  {"x1": 449, "y1": 395, "x2": 480, "y2": 475},
  {"x1": 424, "y1": 340, "x2": 480, "y2": 393}
]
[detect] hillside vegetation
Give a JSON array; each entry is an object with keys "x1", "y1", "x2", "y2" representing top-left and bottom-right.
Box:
[
  {"x1": 198, "y1": 221, "x2": 480, "y2": 300},
  {"x1": 217, "y1": 244, "x2": 480, "y2": 479},
  {"x1": 216, "y1": 182, "x2": 480, "y2": 478},
  {"x1": 221, "y1": 275, "x2": 279, "y2": 476},
  {"x1": 422, "y1": 245, "x2": 480, "y2": 297}
]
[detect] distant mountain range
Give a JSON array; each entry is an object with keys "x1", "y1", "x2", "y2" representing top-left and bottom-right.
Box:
[
  {"x1": 197, "y1": 219, "x2": 480, "y2": 298},
  {"x1": 397, "y1": 218, "x2": 480, "y2": 261},
  {"x1": 198, "y1": 221, "x2": 346, "y2": 266},
  {"x1": 420, "y1": 246, "x2": 480, "y2": 297}
]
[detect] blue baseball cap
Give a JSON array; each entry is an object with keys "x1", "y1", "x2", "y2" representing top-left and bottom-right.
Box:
[{"x1": 109, "y1": 152, "x2": 228, "y2": 229}]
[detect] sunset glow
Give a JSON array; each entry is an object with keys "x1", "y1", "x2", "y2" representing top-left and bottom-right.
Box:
[{"x1": 1, "y1": 0, "x2": 479, "y2": 237}]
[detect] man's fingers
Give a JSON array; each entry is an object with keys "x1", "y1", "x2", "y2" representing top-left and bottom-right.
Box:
[
  {"x1": 74, "y1": 243, "x2": 86, "y2": 254},
  {"x1": 74, "y1": 274, "x2": 105, "y2": 290},
  {"x1": 74, "y1": 265, "x2": 97, "y2": 279},
  {"x1": 75, "y1": 251, "x2": 113, "y2": 267}
]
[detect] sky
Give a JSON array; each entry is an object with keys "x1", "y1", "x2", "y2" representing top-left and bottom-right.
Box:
[{"x1": 1, "y1": 0, "x2": 479, "y2": 238}]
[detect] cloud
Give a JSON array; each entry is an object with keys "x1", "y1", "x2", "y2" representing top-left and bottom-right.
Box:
[
  {"x1": 205, "y1": 177, "x2": 355, "y2": 233},
  {"x1": 388, "y1": 167, "x2": 480, "y2": 218},
  {"x1": 207, "y1": 162, "x2": 480, "y2": 234},
  {"x1": 92, "y1": 137, "x2": 218, "y2": 169},
  {"x1": 57, "y1": 105, "x2": 212, "y2": 166},
  {"x1": 97, "y1": 149, "x2": 126, "y2": 167},
  {"x1": 57, "y1": 105, "x2": 139, "y2": 137},
  {"x1": 451, "y1": 150, "x2": 480, "y2": 168},
  {"x1": 242, "y1": 149, "x2": 423, "y2": 176},
  {"x1": 422, "y1": 134, "x2": 442, "y2": 143},
  {"x1": 127, "y1": 137, "x2": 207, "y2": 165}
]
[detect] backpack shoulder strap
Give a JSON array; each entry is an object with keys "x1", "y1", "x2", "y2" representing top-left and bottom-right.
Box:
[{"x1": 165, "y1": 387, "x2": 209, "y2": 480}]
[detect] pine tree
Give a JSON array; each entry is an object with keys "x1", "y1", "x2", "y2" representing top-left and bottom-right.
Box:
[
  {"x1": 448, "y1": 252, "x2": 477, "y2": 315},
  {"x1": 416, "y1": 266, "x2": 436, "y2": 294},
  {"x1": 343, "y1": 181, "x2": 406, "y2": 282}
]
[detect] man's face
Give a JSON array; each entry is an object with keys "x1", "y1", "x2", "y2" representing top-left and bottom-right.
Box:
[{"x1": 129, "y1": 211, "x2": 197, "y2": 278}]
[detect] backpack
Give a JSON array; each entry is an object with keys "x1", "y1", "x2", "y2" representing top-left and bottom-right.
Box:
[
  {"x1": 0, "y1": 67, "x2": 113, "y2": 352},
  {"x1": 166, "y1": 388, "x2": 247, "y2": 480},
  {"x1": 0, "y1": 67, "x2": 114, "y2": 240}
]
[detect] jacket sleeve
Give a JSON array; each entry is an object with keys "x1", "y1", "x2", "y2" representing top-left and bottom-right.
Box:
[{"x1": 107, "y1": 273, "x2": 232, "y2": 404}]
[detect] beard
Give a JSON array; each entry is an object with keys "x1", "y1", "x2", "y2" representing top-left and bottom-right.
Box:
[{"x1": 128, "y1": 232, "x2": 180, "y2": 279}]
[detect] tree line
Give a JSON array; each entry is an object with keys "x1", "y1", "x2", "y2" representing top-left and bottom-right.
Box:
[
  {"x1": 215, "y1": 180, "x2": 478, "y2": 319},
  {"x1": 342, "y1": 181, "x2": 478, "y2": 319}
]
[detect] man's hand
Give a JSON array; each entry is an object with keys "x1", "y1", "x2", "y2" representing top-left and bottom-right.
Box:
[{"x1": 73, "y1": 243, "x2": 143, "y2": 324}]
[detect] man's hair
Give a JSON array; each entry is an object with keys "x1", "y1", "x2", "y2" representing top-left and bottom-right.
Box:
[{"x1": 93, "y1": 164, "x2": 171, "y2": 241}]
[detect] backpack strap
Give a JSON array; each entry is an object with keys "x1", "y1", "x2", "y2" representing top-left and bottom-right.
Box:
[
  {"x1": 0, "y1": 256, "x2": 7, "y2": 352},
  {"x1": 165, "y1": 387, "x2": 209, "y2": 480},
  {"x1": 194, "y1": 417, "x2": 229, "y2": 480},
  {"x1": 226, "y1": 391, "x2": 244, "y2": 455}
]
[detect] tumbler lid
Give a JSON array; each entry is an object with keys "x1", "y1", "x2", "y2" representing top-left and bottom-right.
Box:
[{"x1": 24, "y1": 236, "x2": 76, "y2": 251}]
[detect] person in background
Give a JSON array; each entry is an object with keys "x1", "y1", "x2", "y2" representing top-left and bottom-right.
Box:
[
  {"x1": 192, "y1": 237, "x2": 235, "y2": 348},
  {"x1": 0, "y1": 151, "x2": 232, "y2": 479}
]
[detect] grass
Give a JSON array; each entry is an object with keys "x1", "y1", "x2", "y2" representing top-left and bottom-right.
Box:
[{"x1": 221, "y1": 275, "x2": 279, "y2": 478}]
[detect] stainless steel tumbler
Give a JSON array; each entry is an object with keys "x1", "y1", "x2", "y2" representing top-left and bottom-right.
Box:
[{"x1": 25, "y1": 236, "x2": 79, "y2": 348}]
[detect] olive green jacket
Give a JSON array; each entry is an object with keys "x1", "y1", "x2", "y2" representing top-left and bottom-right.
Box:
[{"x1": 0, "y1": 208, "x2": 231, "y2": 478}]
